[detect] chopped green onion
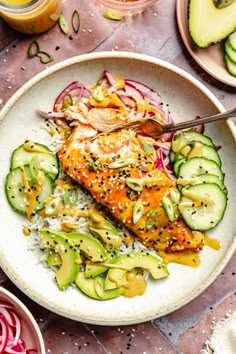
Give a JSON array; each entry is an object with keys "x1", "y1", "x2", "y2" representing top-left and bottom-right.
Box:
[
  {"x1": 146, "y1": 210, "x2": 157, "y2": 230},
  {"x1": 143, "y1": 143, "x2": 154, "y2": 155},
  {"x1": 103, "y1": 8, "x2": 124, "y2": 21},
  {"x1": 86, "y1": 158, "x2": 95, "y2": 169},
  {"x1": 29, "y1": 158, "x2": 39, "y2": 183},
  {"x1": 71, "y1": 9, "x2": 80, "y2": 33},
  {"x1": 125, "y1": 177, "x2": 143, "y2": 192},
  {"x1": 133, "y1": 200, "x2": 144, "y2": 224},
  {"x1": 58, "y1": 15, "x2": 69, "y2": 34},
  {"x1": 36, "y1": 51, "x2": 54, "y2": 64},
  {"x1": 62, "y1": 188, "x2": 78, "y2": 206},
  {"x1": 45, "y1": 197, "x2": 61, "y2": 215},
  {"x1": 27, "y1": 39, "x2": 40, "y2": 57},
  {"x1": 108, "y1": 158, "x2": 135, "y2": 169},
  {"x1": 62, "y1": 93, "x2": 73, "y2": 109},
  {"x1": 162, "y1": 197, "x2": 175, "y2": 221},
  {"x1": 92, "y1": 86, "x2": 105, "y2": 102},
  {"x1": 127, "y1": 190, "x2": 140, "y2": 201}
]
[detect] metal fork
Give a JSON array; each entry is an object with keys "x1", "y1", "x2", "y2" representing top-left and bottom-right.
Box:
[{"x1": 91, "y1": 107, "x2": 236, "y2": 140}]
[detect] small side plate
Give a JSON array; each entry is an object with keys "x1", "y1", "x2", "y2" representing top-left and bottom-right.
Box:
[{"x1": 176, "y1": 0, "x2": 236, "y2": 87}]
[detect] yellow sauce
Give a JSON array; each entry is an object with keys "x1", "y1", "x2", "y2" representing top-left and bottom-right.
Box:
[
  {"x1": 187, "y1": 142, "x2": 203, "y2": 159},
  {"x1": 123, "y1": 273, "x2": 147, "y2": 298},
  {"x1": 23, "y1": 141, "x2": 50, "y2": 153},
  {"x1": 22, "y1": 226, "x2": 31, "y2": 236},
  {"x1": 0, "y1": 0, "x2": 62, "y2": 34},
  {"x1": 159, "y1": 251, "x2": 201, "y2": 268},
  {"x1": 204, "y1": 235, "x2": 221, "y2": 250},
  {"x1": 21, "y1": 166, "x2": 45, "y2": 220}
]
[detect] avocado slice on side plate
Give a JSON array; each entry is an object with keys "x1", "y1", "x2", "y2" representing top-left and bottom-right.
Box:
[{"x1": 188, "y1": 0, "x2": 236, "y2": 47}]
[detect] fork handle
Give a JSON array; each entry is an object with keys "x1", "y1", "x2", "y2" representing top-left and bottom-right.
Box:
[{"x1": 166, "y1": 107, "x2": 236, "y2": 132}]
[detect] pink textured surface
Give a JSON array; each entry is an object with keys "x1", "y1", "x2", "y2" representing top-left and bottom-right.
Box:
[{"x1": 0, "y1": 0, "x2": 235, "y2": 352}]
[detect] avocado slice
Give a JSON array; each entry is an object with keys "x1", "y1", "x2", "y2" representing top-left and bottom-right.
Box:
[
  {"x1": 40, "y1": 229, "x2": 80, "y2": 290},
  {"x1": 85, "y1": 251, "x2": 118, "y2": 278},
  {"x1": 47, "y1": 250, "x2": 62, "y2": 267},
  {"x1": 40, "y1": 228, "x2": 107, "y2": 262},
  {"x1": 213, "y1": 0, "x2": 236, "y2": 8},
  {"x1": 75, "y1": 272, "x2": 126, "y2": 300},
  {"x1": 89, "y1": 219, "x2": 122, "y2": 250},
  {"x1": 104, "y1": 252, "x2": 169, "y2": 290},
  {"x1": 188, "y1": 0, "x2": 236, "y2": 47}
]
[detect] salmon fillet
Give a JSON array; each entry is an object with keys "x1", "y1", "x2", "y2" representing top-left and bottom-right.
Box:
[{"x1": 57, "y1": 127, "x2": 204, "y2": 253}]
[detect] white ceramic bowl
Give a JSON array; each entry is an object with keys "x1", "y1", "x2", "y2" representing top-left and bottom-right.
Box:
[
  {"x1": 0, "y1": 286, "x2": 45, "y2": 353},
  {"x1": 95, "y1": 0, "x2": 158, "y2": 14},
  {"x1": 0, "y1": 52, "x2": 235, "y2": 326}
]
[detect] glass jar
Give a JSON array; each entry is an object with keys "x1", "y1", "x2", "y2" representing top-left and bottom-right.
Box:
[{"x1": 0, "y1": 0, "x2": 62, "y2": 34}]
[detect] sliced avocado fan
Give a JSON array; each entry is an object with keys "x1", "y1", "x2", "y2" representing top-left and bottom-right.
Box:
[{"x1": 188, "y1": 0, "x2": 236, "y2": 47}]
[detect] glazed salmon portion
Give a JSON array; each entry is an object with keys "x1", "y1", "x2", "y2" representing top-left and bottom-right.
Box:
[{"x1": 57, "y1": 127, "x2": 204, "y2": 253}]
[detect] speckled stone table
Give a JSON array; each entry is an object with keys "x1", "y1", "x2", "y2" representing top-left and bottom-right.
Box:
[{"x1": 0, "y1": 1, "x2": 235, "y2": 353}]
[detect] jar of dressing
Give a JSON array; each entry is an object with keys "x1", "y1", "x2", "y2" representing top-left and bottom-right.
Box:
[{"x1": 0, "y1": 0, "x2": 62, "y2": 34}]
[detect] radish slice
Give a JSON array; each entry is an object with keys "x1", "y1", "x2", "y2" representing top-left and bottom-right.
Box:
[
  {"x1": 0, "y1": 301, "x2": 38, "y2": 353},
  {"x1": 0, "y1": 315, "x2": 9, "y2": 352},
  {"x1": 54, "y1": 81, "x2": 79, "y2": 107},
  {"x1": 53, "y1": 82, "x2": 91, "y2": 109},
  {"x1": 125, "y1": 79, "x2": 162, "y2": 105}
]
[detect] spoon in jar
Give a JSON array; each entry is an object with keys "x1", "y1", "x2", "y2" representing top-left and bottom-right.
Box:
[{"x1": 91, "y1": 107, "x2": 236, "y2": 140}]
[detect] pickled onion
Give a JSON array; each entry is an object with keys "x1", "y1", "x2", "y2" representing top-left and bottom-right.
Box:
[{"x1": 0, "y1": 301, "x2": 38, "y2": 354}]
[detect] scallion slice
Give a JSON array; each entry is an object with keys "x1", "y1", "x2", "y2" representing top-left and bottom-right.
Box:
[
  {"x1": 27, "y1": 39, "x2": 40, "y2": 57},
  {"x1": 146, "y1": 210, "x2": 157, "y2": 230},
  {"x1": 143, "y1": 142, "x2": 154, "y2": 155},
  {"x1": 108, "y1": 158, "x2": 135, "y2": 169},
  {"x1": 71, "y1": 9, "x2": 80, "y2": 33},
  {"x1": 45, "y1": 197, "x2": 61, "y2": 215},
  {"x1": 133, "y1": 200, "x2": 144, "y2": 224},
  {"x1": 62, "y1": 188, "x2": 78, "y2": 206},
  {"x1": 36, "y1": 51, "x2": 54, "y2": 64},
  {"x1": 58, "y1": 15, "x2": 69, "y2": 34},
  {"x1": 62, "y1": 93, "x2": 73, "y2": 109},
  {"x1": 29, "y1": 158, "x2": 39, "y2": 183},
  {"x1": 125, "y1": 177, "x2": 143, "y2": 192},
  {"x1": 162, "y1": 197, "x2": 175, "y2": 221}
]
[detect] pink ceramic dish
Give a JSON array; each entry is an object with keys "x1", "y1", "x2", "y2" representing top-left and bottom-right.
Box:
[{"x1": 0, "y1": 286, "x2": 45, "y2": 354}]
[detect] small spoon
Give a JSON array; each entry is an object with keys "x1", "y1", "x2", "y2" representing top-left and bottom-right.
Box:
[{"x1": 91, "y1": 107, "x2": 236, "y2": 140}]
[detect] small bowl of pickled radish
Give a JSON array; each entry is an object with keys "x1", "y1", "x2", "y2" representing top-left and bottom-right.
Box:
[
  {"x1": 96, "y1": 0, "x2": 158, "y2": 16},
  {"x1": 0, "y1": 286, "x2": 45, "y2": 353}
]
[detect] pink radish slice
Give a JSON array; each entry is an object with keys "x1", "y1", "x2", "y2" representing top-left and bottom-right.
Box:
[{"x1": 125, "y1": 79, "x2": 162, "y2": 105}]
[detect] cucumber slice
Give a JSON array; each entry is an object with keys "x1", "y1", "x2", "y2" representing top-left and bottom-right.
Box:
[
  {"x1": 173, "y1": 157, "x2": 186, "y2": 176},
  {"x1": 172, "y1": 130, "x2": 214, "y2": 153},
  {"x1": 169, "y1": 150, "x2": 176, "y2": 164},
  {"x1": 225, "y1": 39, "x2": 236, "y2": 62},
  {"x1": 186, "y1": 143, "x2": 221, "y2": 166},
  {"x1": 196, "y1": 174, "x2": 227, "y2": 194},
  {"x1": 228, "y1": 31, "x2": 236, "y2": 50},
  {"x1": 5, "y1": 166, "x2": 54, "y2": 215},
  {"x1": 177, "y1": 173, "x2": 227, "y2": 194},
  {"x1": 178, "y1": 157, "x2": 224, "y2": 181},
  {"x1": 11, "y1": 142, "x2": 59, "y2": 181},
  {"x1": 225, "y1": 53, "x2": 236, "y2": 76},
  {"x1": 179, "y1": 183, "x2": 227, "y2": 231}
]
